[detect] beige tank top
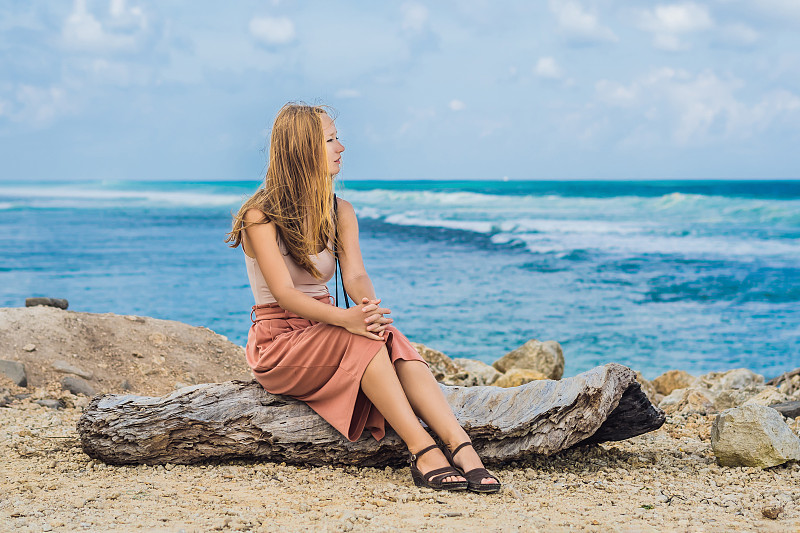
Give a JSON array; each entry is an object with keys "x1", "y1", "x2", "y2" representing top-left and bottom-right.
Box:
[{"x1": 245, "y1": 235, "x2": 336, "y2": 305}]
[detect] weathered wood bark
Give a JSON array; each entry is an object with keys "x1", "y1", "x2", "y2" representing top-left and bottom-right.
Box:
[{"x1": 77, "y1": 362, "x2": 665, "y2": 467}]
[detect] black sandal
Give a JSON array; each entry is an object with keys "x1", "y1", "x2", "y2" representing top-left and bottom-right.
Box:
[
  {"x1": 445, "y1": 441, "x2": 502, "y2": 494},
  {"x1": 409, "y1": 444, "x2": 468, "y2": 491}
]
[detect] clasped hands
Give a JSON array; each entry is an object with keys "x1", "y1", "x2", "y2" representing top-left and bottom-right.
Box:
[{"x1": 341, "y1": 297, "x2": 393, "y2": 341}]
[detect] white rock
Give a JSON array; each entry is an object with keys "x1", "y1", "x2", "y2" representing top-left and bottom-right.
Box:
[
  {"x1": 701, "y1": 368, "x2": 764, "y2": 391},
  {"x1": 743, "y1": 386, "x2": 791, "y2": 407},
  {"x1": 453, "y1": 358, "x2": 502, "y2": 385},
  {"x1": 711, "y1": 404, "x2": 800, "y2": 468}
]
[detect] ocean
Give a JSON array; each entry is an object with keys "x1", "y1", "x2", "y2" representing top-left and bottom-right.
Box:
[{"x1": 1, "y1": 179, "x2": 798, "y2": 380}]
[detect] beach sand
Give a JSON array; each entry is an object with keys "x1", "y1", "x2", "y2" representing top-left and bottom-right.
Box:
[{"x1": 2, "y1": 381, "x2": 798, "y2": 532}]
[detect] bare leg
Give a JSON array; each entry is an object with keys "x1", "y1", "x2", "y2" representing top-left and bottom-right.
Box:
[
  {"x1": 360, "y1": 346, "x2": 464, "y2": 483},
  {"x1": 395, "y1": 360, "x2": 498, "y2": 485}
]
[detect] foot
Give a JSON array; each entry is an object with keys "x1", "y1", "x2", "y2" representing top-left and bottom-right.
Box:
[
  {"x1": 448, "y1": 442, "x2": 498, "y2": 486},
  {"x1": 413, "y1": 447, "x2": 466, "y2": 485}
]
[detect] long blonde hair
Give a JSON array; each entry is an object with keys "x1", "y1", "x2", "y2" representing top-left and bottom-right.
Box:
[{"x1": 226, "y1": 103, "x2": 336, "y2": 279}]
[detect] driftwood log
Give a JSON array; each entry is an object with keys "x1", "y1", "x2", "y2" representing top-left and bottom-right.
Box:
[{"x1": 77, "y1": 362, "x2": 665, "y2": 467}]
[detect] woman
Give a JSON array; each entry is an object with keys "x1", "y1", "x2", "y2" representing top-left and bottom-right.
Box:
[{"x1": 227, "y1": 103, "x2": 500, "y2": 493}]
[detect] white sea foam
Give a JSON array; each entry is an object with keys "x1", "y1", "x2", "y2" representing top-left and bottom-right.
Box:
[
  {"x1": 0, "y1": 185, "x2": 243, "y2": 208},
  {"x1": 355, "y1": 200, "x2": 799, "y2": 260},
  {"x1": 505, "y1": 229, "x2": 800, "y2": 259},
  {"x1": 383, "y1": 213, "x2": 497, "y2": 234},
  {"x1": 344, "y1": 188, "x2": 800, "y2": 226}
]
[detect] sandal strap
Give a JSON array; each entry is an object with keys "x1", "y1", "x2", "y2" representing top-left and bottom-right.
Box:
[
  {"x1": 424, "y1": 466, "x2": 461, "y2": 483},
  {"x1": 450, "y1": 441, "x2": 473, "y2": 459},
  {"x1": 462, "y1": 467, "x2": 497, "y2": 483},
  {"x1": 409, "y1": 444, "x2": 440, "y2": 462}
]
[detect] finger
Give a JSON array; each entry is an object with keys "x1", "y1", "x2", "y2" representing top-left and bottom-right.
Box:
[
  {"x1": 361, "y1": 303, "x2": 378, "y2": 313},
  {"x1": 362, "y1": 330, "x2": 383, "y2": 341},
  {"x1": 364, "y1": 313, "x2": 384, "y2": 324},
  {"x1": 369, "y1": 317, "x2": 393, "y2": 331}
]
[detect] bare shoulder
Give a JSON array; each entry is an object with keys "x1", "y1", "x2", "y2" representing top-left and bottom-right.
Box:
[
  {"x1": 335, "y1": 197, "x2": 357, "y2": 222},
  {"x1": 242, "y1": 209, "x2": 275, "y2": 257},
  {"x1": 244, "y1": 208, "x2": 271, "y2": 225}
]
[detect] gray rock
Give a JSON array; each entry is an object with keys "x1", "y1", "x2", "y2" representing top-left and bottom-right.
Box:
[
  {"x1": 770, "y1": 400, "x2": 800, "y2": 419},
  {"x1": 22, "y1": 344, "x2": 36, "y2": 352},
  {"x1": 711, "y1": 404, "x2": 800, "y2": 468},
  {"x1": 0, "y1": 359, "x2": 27, "y2": 387},
  {"x1": 34, "y1": 399, "x2": 65, "y2": 409},
  {"x1": 25, "y1": 297, "x2": 69, "y2": 309},
  {"x1": 52, "y1": 360, "x2": 94, "y2": 380},
  {"x1": 452, "y1": 358, "x2": 502, "y2": 386},
  {"x1": 61, "y1": 376, "x2": 97, "y2": 397},
  {"x1": 492, "y1": 339, "x2": 564, "y2": 380}
]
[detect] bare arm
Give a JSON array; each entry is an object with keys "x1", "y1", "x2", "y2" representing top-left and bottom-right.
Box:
[
  {"x1": 242, "y1": 209, "x2": 383, "y2": 340},
  {"x1": 335, "y1": 198, "x2": 393, "y2": 335}
]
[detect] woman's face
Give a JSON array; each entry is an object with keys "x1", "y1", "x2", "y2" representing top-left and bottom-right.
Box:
[{"x1": 320, "y1": 113, "x2": 344, "y2": 177}]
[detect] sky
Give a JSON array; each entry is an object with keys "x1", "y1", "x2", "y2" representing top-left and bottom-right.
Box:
[{"x1": 1, "y1": 0, "x2": 799, "y2": 181}]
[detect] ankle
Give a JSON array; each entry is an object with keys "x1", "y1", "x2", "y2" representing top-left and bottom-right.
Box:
[
  {"x1": 408, "y1": 436, "x2": 437, "y2": 457},
  {"x1": 442, "y1": 430, "x2": 470, "y2": 452}
]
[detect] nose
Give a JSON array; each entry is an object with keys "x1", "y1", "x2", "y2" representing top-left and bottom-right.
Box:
[{"x1": 336, "y1": 140, "x2": 344, "y2": 153}]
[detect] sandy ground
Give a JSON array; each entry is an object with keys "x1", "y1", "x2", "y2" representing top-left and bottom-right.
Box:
[{"x1": 2, "y1": 382, "x2": 799, "y2": 533}]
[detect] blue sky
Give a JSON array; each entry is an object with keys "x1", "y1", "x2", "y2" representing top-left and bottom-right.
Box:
[{"x1": 1, "y1": 1, "x2": 799, "y2": 181}]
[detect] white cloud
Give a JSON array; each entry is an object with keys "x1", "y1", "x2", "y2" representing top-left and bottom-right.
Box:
[
  {"x1": 449, "y1": 99, "x2": 465, "y2": 111},
  {"x1": 637, "y1": 3, "x2": 714, "y2": 51},
  {"x1": 108, "y1": 0, "x2": 147, "y2": 29},
  {"x1": 62, "y1": 0, "x2": 143, "y2": 52},
  {"x1": 595, "y1": 68, "x2": 800, "y2": 144},
  {"x1": 249, "y1": 16, "x2": 295, "y2": 45},
  {"x1": 9, "y1": 85, "x2": 70, "y2": 126},
  {"x1": 595, "y1": 79, "x2": 639, "y2": 107},
  {"x1": 548, "y1": 0, "x2": 618, "y2": 44},
  {"x1": 718, "y1": 23, "x2": 759, "y2": 47},
  {"x1": 401, "y1": 2, "x2": 429, "y2": 32},
  {"x1": 534, "y1": 57, "x2": 563, "y2": 79}
]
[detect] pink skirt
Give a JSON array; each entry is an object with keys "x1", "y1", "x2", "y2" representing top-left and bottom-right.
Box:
[{"x1": 245, "y1": 295, "x2": 427, "y2": 441}]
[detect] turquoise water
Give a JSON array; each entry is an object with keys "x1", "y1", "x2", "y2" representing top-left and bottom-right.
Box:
[{"x1": 1, "y1": 179, "x2": 798, "y2": 379}]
